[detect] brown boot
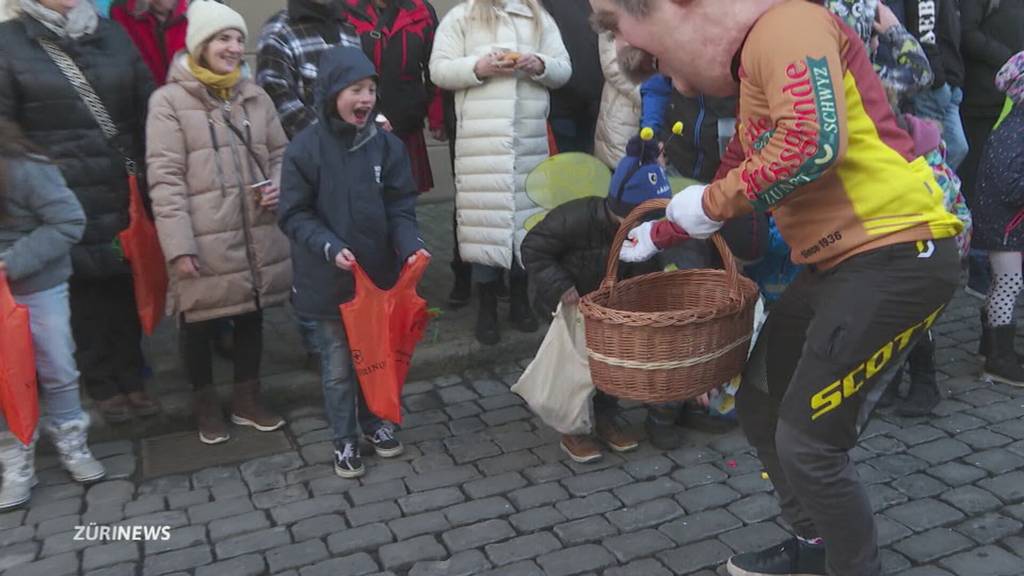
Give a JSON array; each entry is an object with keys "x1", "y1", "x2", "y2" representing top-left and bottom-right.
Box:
[
  {"x1": 594, "y1": 415, "x2": 640, "y2": 453},
  {"x1": 230, "y1": 380, "x2": 285, "y2": 431},
  {"x1": 560, "y1": 434, "x2": 603, "y2": 464},
  {"x1": 193, "y1": 390, "x2": 229, "y2": 445}
]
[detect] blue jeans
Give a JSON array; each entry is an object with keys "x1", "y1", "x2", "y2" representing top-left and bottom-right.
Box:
[
  {"x1": 12, "y1": 283, "x2": 85, "y2": 425},
  {"x1": 294, "y1": 307, "x2": 320, "y2": 355},
  {"x1": 912, "y1": 84, "x2": 969, "y2": 170},
  {"x1": 315, "y1": 319, "x2": 385, "y2": 445}
]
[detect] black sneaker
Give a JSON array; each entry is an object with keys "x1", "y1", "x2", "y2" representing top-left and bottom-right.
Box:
[
  {"x1": 365, "y1": 426, "x2": 404, "y2": 458},
  {"x1": 334, "y1": 442, "x2": 364, "y2": 479},
  {"x1": 726, "y1": 537, "x2": 827, "y2": 576}
]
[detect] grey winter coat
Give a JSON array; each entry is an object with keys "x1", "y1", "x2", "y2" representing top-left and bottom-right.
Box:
[{"x1": 0, "y1": 156, "x2": 86, "y2": 295}]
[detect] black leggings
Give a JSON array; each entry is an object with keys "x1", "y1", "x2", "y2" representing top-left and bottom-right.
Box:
[{"x1": 180, "y1": 311, "x2": 263, "y2": 390}]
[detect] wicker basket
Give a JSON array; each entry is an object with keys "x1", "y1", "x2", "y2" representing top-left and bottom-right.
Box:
[{"x1": 578, "y1": 199, "x2": 759, "y2": 403}]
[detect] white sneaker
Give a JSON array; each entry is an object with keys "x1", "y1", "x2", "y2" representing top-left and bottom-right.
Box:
[
  {"x1": 44, "y1": 415, "x2": 105, "y2": 483},
  {"x1": 0, "y1": 431, "x2": 38, "y2": 510}
]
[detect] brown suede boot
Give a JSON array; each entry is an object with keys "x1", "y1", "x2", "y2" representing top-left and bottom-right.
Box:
[
  {"x1": 193, "y1": 390, "x2": 230, "y2": 445},
  {"x1": 230, "y1": 380, "x2": 285, "y2": 431}
]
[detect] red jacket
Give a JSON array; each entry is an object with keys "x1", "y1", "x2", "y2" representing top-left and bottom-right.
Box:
[{"x1": 110, "y1": 0, "x2": 188, "y2": 85}]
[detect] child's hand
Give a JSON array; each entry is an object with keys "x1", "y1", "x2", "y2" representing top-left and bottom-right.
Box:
[
  {"x1": 694, "y1": 392, "x2": 710, "y2": 409},
  {"x1": 335, "y1": 249, "x2": 356, "y2": 271},
  {"x1": 407, "y1": 249, "x2": 431, "y2": 265},
  {"x1": 561, "y1": 287, "x2": 580, "y2": 306}
]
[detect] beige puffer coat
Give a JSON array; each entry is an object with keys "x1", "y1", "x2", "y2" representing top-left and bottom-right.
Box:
[
  {"x1": 593, "y1": 33, "x2": 640, "y2": 169},
  {"x1": 146, "y1": 55, "x2": 292, "y2": 323}
]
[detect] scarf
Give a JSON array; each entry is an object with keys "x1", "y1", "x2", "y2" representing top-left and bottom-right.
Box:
[
  {"x1": 996, "y1": 50, "x2": 1024, "y2": 106},
  {"x1": 19, "y1": 0, "x2": 99, "y2": 39},
  {"x1": 187, "y1": 54, "x2": 241, "y2": 102}
]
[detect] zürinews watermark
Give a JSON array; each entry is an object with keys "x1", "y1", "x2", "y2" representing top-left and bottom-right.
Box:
[{"x1": 74, "y1": 523, "x2": 172, "y2": 542}]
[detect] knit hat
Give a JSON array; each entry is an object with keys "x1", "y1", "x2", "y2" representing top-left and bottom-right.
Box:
[
  {"x1": 607, "y1": 136, "x2": 673, "y2": 218},
  {"x1": 996, "y1": 50, "x2": 1024, "y2": 105},
  {"x1": 186, "y1": 0, "x2": 248, "y2": 58}
]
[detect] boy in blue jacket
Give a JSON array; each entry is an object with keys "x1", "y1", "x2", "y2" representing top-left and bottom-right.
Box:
[{"x1": 279, "y1": 46, "x2": 429, "y2": 479}]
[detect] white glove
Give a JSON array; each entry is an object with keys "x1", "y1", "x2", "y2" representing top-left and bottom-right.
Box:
[
  {"x1": 619, "y1": 221, "x2": 659, "y2": 262},
  {"x1": 666, "y1": 184, "x2": 723, "y2": 239}
]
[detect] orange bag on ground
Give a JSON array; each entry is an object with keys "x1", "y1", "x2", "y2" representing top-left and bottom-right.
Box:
[
  {"x1": 118, "y1": 174, "x2": 168, "y2": 335},
  {"x1": 0, "y1": 273, "x2": 39, "y2": 445},
  {"x1": 340, "y1": 255, "x2": 431, "y2": 423}
]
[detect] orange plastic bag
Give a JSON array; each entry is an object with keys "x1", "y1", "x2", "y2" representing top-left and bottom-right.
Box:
[
  {"x1": 118, "y1": 174, "x2": 168, "y2": 335},
  {"x1": 0, "y1": 273, "x2": 39, "y2": 445},
  {"x1": 339, "y1": 255, "x2": 431, "y2": 424}
]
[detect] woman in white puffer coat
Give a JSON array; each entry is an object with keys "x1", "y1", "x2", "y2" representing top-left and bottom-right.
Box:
[
  {"x1": 430, "y1": 0, "x2": 570, "y2": 346},
  {"x1": 593, "y1": 33, "x2": 640, "y2": 169}
]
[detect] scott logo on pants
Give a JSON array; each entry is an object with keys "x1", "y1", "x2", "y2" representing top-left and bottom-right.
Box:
[{"x1": 810, "y1": 304, "x2": 945, "y2": 420}]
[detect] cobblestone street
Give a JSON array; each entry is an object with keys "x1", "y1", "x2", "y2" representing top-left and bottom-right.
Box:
[{"x1": 2, "y1": 290, "x2": 1024, "y2": 576}]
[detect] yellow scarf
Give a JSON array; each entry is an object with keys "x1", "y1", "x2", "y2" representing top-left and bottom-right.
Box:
[{"x1": 187, "y1": 55, "x2": 241, "y2": 102}]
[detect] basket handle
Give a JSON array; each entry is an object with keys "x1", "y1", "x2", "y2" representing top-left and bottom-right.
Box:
[{"x1": 603, "y1": 198, "x2": 744, "y2": 301}]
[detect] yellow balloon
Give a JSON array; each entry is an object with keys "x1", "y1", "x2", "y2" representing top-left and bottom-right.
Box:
[{"x1": 640, "y1": 127, "x2": 655, "y2": 141}]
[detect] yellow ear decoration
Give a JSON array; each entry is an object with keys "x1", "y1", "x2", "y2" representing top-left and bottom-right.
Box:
[{"x1": 640, "y1": 127, "x2": 655, "y2": 141}]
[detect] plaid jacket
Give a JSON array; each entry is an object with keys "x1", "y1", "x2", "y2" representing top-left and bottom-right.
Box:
[{"x1": 256, "y1": 9, "x2": 361, "y2": 139}]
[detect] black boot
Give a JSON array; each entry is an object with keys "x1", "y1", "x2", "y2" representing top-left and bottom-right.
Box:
[
  {"x1": 475, "y1": 281, "x2": 501, "y2": 346},
  {"x1": 897, "y1": 335, "x2": 940, "y2": 416},
  {"x1": 495, "y1": 269, "x2": 510, "y2": 303},
  {"x1": 983, "y1": 325, "x2": 1024, "y2": 386},
  {"x1": 508, "y1": 273, "x2": 539, "y2": 333},
  {"x1": 978, "y1": 308, "x2": 1024, "y2": 362},
  {"x1": 876, "y1": 372, "x2": 901, "y2": 409},
  {"x1": 448, "y1": 262, "x2": 472, "y2": 309}
]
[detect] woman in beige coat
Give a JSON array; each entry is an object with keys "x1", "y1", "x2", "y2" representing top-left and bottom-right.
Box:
[
  {"x1": 146, "y1": 1, "x2": 291, "y2": 445},
  {"x1": 593, "y1": 33, "x2": 641, "y2": 169}
]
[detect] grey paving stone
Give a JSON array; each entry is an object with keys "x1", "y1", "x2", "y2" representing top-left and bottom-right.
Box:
[
  {"x1": 299, "y1": 553, "x2": 378, "y2": 576},
  {"x1": 32, "y1": 483, "x2": 84, "y2": 502},
  {"x1": 87, "y1": 481, "x2": 135, "y2": 505},
  {"x1": 239, "y1": 453, "x2": 303, "y2": 493},
  {"x1": 438, "y1": 385, "x2": 479, "y2": 405},
  {"x1": 885, "y1": 498, "x2": 965, "y2": 532},
  {"x1": 555, "y1": 492, "x2": 622, "y2": 520},
  {"x1": 404, "y1": 409, "x2": 449, "y2": 429},
  {"x1": 509, "y1": 506, "x2": 567, "y2": 533},
  {"x1": 193, "y1": 554, "x2": 265, "y2": 576},
  {"x1": 718, "y1": 522, "x2": 791, "y2": 555},
  {"x1": 523, "y1": 463, "x2": 573, "y2": 485},
  {"x1": 536, "y1": 544, "x2": 614, "y2": 576},
  {"x1": 715, "y1": 453, "x2": 763, "y2": 476},
  {"x1": 0, "y1": 541, "x2": 38, "y2": 572},
  {"x1": 485, "y1": 532, "x2": 563, "y2": 566},
  {"x1": 477, "y1": 451, "x2": 543, "y2": 476},
  {"x1": 880, "y1": 548, "x2": 911, "y2": 575},
  {"x1": 965, "y1": 448, "x2": 1024, "y2": 474},
  {"x1": 0, "y1": 525, "x2": 34, "y2": 547},
  {"x1": 379, "y1": 535, "x2": 448, "y2": 570},
  {"x1": 622, "y1": 455, "x2": 675, "y2": 480},
  {"x1": 656, "y1": 540, "x2": 733, "y2": 576},
  {"x1": 266, "y1": 539, "x2": 328, "y2": 573},
  {"x1": 408, "y1": 550, "x2": 493, "y2": 576},
  {"x1": 477, "y1": 394, "x2": 524, "y2": 412},
  {"x1": 405, "y1": 465, "x2": 480, "y2": 492},
  {"x1": 869, "y1": 454, "x2": 929, "y2": 477},
  {"x1": 309, "y1": 475, "x2": 359, "y2": 497},
  {"x1": 187, "y1": 496, "x2": 254, "y2": 524},
  {"x1": 411, "y1": 453, "x2": 455, "y2": 474},
  {"x1": 25, "y1": 498, "x2": 82, "y2": 525},
  {"x1": 349, "y1": 480, "x2": 408, "y2": 508},
  {"x1": 191, "y1": 467, "x2": 242, "y2": 489},
  {"x1": 444, "y1": 496, "x2": 516, "y2": 526},
  {"x1": 40, "y1": 529, "x2": 94, "y2": 557},
  {"x1": 210, "y1": 479, "x2": 249, "y2": 501},
  {"x1": 856, "y1": 463, "x2": 894, "y2": 485},
  {"x1": 991, "y1": 418, "x2": 1024, "y2": 440},
  {"x1": 207, "y1": 510, "x2": 270, "y2": 542},
  {"x1": 726, "y1": 471, "x2": 774, "y2": 495},
  {"x1": 99, "y1": 454, "x2": 136, "y2": 480},
  {"x1": 272, "y1": 495, "x2": 348, "y2": 525},
  {"x1": 954, "y1": 513, "x2": 1023, "y2": 544},
  {"x1": 3, "y1": 552, "x2": 77, "y2": 576},
  {"x1": 490, "y1": 432, "x2": 546, "y2": 453},
  {"x1": 932, "y1": 413, "x2": 988, "y2": 434},
  {"x1": 0, "y1": 509, "x2": 26, "y2": 531},
  {"x1": 326, "y1": 523, "x2": 395, "y2": 556},
  {"x1": 213, "y1": 526, "x2": 290, "y2": 560},
  {"x1": 480, "y1": 406, "x2": 532, "y2": 427},
  {"x1": 670, "y1": 464, "x2": 728, "y2": 488},
  {"x1": 675, "y1": 483, "x2": 742, "y2": 513},
  {"x1": 464, "y1": 472, "x2": 529, "y2": 500},
  {"x1": 479, "y1": 560, "x2": 544, "y2": 576},
  {"x1": 403, "y1": 424, "x2": 450, "y2": 443},
  {"x1": 83, "y1": 562, "x2": 138, "y2": 576},
  {"x1": 291, "y1": 514, "x2": 347, "y2": 541},
  {"x1": 346, "y1": 501, "x2": 402, "y2": 528},
  {"x1": 602, "y1": 529, "x2": 674, "y2": 563},
  {"x1": 90, "y1": 440, "x2": 133, "y2": 460},
  {"x1": 1006, "y1": 503, "x2": 1024, "y2": 522},
  {"x1": 602, "y1": 558, "x2": 672, "y2": 576},
  {"x1": 938, "y1": 545, "x2": 1024, "y2": 576},
  {"x1": 142, "y1": 545, "x2": 212, "y2": 576},
  {"x1": 869, "y1": 484, "x2": 910, "y2": 513},
  {"x1": 449, "y1": 417, "x2": 486, "y2": 435},
  {"x1": 892, "y1": 473, "x2": 949, "y2": 499},
  {"x1": 167, "y1": 489, "x2": 210, "y2": 510},
  {"x1": 957, "y1": 429, "x2": 1014, "y2": 450},
  {"x1": 388, "y1": 511, "x2": 450, "y2": 540},
  {"x1": 472, "y1": 379, "x2": 509, "y2": 397},
  {"x1": 82, "y1": 542, "x2": 139, "y2": 571},
  {"x1": 926, "y1": 461, "x2": 989, "y2": 487},
  {"x1": 606, "y1": 497, "x2": 684, "y2": 532},
  {"x1": 146, "y1": 525, "x2": 207, "y2": 555},
  {"x1": 862, "y1": 435, "x2": 907, "y2": 456},
  {"x1": 83, "y1": 502, "x2": 125, "y2": 525},
  {"x1": 893, "y1": 527, "x2": 975, "y2": 563},
  {"x1": 398, "y1": 487, "x2": 466, "y2": 515},
  {"x1": 126, "y1": 510, "x2": 189, "y2": 529},
  {"x1": 125, "y1": 496, "x2": 165, "y2": 518},
  {"x1": 978, "y1": 470, "x2": 1024, "y2": 503},
  {"x1": 508, "y1": 483, "x2": 570, "y2": 511},
  {"x1": 290, "y1": 416, "x2": 329, "y2": 436},
  {"x1": 34, "y1": 515, "x2": 79, "y2": 539},
  {"x1": 442, "y1": 519, "x2": 517, "y2": 552},
  {"x1": 659, "y1": 508, "x2": 742, "y2": 545},
  {"x1": 897, "y1": 568, "x2": 955, "y2": 576},
  {"x1": 252, "y1": 484, "x2": 309, "y2": 509},
  {"x1": 562, "y1": 469, "x2": 633, "y2": 497},
  {"x1": 446, "y1": 401, "x2": 484, "y2": 421},
  {"x1": 940, "y1": 486, "x2": 1003, "y2": 515},
  {"x1": 613, "y1": 477, "x2": 683, "y2": 507}
]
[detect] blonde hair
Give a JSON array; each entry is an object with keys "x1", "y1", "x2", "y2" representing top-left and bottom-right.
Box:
[{"x1": 468, "y1": 0, "x2": 544, "y2": 37}]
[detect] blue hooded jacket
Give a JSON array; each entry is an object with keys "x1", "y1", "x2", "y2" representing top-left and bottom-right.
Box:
[{"x1": 278, "y1": 46, "x2": 423, "y2": 319}]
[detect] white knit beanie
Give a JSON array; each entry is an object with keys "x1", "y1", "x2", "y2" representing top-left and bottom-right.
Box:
[{"x1": 186, "y1": 1, "x2": 248, "y2": 58}]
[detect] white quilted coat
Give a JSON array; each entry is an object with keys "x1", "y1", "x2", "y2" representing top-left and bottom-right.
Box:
[
  {"x1": 430, "y1": 0, "x2": 571, "y2": 269},
  {"x1": 593, "y1": 34, "x2": 640, "y2": 169}
]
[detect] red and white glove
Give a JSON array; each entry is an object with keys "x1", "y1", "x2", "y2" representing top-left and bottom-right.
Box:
[
  {"x1": 620, "y1": 221, "x2": 660, "y2": 262},
  {"x1": 666, "y1": 184, "x2": 723, "y2": 239}
]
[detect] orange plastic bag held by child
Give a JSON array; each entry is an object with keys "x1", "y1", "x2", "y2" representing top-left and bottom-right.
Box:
[
  {"x1": 0, "y1": 273, "x2": 39, "y2": 445},
  {"x1": 118, "y1": 174, "x2": 168, "y2": 335},
  {"x1": 340, "y1": 254, "x2": 431, "y2": 423}
]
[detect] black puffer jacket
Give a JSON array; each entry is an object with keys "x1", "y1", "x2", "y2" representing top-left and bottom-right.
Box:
[
  {"x1": 961, "y1": 0, "x2": 1024, "y2": 116},
  {"x1": 0, "y1": 16, "x2": 154, "y2": 278},
  {"x1": 664, "y1": 92, "x2": 738, "y2": 183},
  {"x1": 521, "y1": 197, "x2": 660, "y2": 318}
]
